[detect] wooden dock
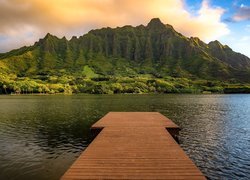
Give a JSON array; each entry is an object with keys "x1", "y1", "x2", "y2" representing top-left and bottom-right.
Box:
[{"x1": 61, "y1": 112, "x2": 205, "y2": 179}]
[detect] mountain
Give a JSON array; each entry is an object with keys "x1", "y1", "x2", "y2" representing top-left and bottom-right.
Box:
[{"x1": 0, "y1": 18, "x2": 250, "y2": 84}]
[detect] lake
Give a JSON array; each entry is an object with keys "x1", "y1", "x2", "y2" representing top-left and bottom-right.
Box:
[{"x1": 0, "y1": 94, "x2": 250, "y2": 179}]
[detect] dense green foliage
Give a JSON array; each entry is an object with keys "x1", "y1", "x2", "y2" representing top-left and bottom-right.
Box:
[
  {"x1": 1, "y1": 72, "x2": 249, "y2": 94},
  {"x1": 0, "y1": 18, "x2": 250, "y2": 94}
]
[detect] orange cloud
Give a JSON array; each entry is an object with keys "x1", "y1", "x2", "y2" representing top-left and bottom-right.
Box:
[{"x1": 0, "y1": 0, "x2": 229, "y2": 52}]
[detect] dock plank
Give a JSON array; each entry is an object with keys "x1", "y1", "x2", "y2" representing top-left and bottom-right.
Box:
[{"x1": 61, "y1": 112, "x2": 206, "y2": 179}]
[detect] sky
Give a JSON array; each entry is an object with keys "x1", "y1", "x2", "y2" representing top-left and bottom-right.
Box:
[{"x1": 0, "y1": 0, "x2": 249, "y2": 57}]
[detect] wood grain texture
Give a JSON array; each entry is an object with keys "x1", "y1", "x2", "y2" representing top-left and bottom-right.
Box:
[{"x1": 61, "y1": 112, "x2": 206, "y2": 179}]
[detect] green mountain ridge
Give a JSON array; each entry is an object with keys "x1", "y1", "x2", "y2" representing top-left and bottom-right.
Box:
[{"x1": 0, "y1": 18, "x2": 250, "y2": 94}]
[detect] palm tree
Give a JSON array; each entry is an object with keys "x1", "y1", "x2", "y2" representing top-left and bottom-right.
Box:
[{"x1": 3, "y1": 84, "x2": 7, "y2": 94}]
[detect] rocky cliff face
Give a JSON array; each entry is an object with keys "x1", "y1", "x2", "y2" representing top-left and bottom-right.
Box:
[{"x1": 0, "y1": 18, "x2": 250, "y2": 82}]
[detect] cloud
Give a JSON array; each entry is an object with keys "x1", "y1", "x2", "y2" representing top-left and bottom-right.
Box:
[
  {"x1": 231, "y1": 4, "x2": 250, "y2": 22},
  {"x1": 0, "y1": 0, "x2": 229, "y2": 52}
]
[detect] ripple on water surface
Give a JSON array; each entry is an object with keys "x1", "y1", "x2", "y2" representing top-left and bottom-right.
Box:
[{"x1": 0, "y1": 94, "x2": 250, "y2": 179}]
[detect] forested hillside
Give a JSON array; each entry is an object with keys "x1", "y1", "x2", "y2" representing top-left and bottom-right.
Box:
[{"x1": 0, "y1": 18, "x2": 249, "y2": 94}]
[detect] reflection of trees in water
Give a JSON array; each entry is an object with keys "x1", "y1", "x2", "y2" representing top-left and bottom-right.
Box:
[
  {"x1": 1, "y1": 95, "x2": 250, "y2": 179},
  {"x1": 29, "y1": 98, "x2": 108, "y2": 150}
]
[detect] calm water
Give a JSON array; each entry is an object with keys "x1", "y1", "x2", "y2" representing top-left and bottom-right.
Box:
[{"x1": 0, "y1": 94, "x2": 250, "y2": 179}]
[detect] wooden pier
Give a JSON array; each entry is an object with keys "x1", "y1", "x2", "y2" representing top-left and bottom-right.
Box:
[{"x1": 61, "y1": 112, "x2": 205, "y2": 179}]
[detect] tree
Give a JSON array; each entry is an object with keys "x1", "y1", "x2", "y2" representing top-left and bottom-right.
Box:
[
  {"x1": 38, "y1": 87, "x2": 43, "y2": 94},
  {"x1": 14, "y1": 86, "x2": 21, "y2": 94},
  {"x1": 3, "y1": 84, "x2": 7, "y2": 94}
]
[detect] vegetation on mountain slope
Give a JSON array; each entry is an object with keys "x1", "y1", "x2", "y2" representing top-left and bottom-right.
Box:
[{"x1": 0, "y1": 18, "x2": 250, "y2": 94}]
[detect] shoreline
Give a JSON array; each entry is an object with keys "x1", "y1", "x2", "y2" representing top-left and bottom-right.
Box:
[{"x1": 0, "y1": 92, "x2": 249, "y2": 96}]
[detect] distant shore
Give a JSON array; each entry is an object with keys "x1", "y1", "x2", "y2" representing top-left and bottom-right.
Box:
[{"x1": 1, "y1": 90, "x2": 249, "y2": 96}]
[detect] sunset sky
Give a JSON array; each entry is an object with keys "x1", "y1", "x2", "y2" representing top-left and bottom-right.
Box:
[{"x1": 0, "y1": 0, "x2": 250, "y2": 57}]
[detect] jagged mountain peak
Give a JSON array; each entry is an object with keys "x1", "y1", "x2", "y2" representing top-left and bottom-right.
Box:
[
  {"x1": 147, "y1": 18, "x2": 166, "y2": 30},
  {"x1": 208, "y1": 40, "x2": 223, "y2": 47},
  {"x1": 44, "y1": 33, "x2": 56, "y2": 39},
  {"x1": 0, "y1": 18, "x2": 250, "y2": 82},
  {"x1": 208, "y1": 40, "x2": 232, "y2": 51}
]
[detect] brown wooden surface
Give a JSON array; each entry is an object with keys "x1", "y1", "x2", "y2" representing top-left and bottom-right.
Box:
[{"x1": 61, "y1": 112, "x2": 206, "y2": 179}]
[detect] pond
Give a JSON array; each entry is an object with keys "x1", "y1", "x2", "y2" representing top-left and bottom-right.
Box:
[{"x1": 0, "y1": 94, "x2": 250, "y2": 179}]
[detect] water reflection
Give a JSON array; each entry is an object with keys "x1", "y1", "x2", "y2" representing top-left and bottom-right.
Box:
[{"x1": 0, "y1": 94, "x2": 250, "y2": 179}]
